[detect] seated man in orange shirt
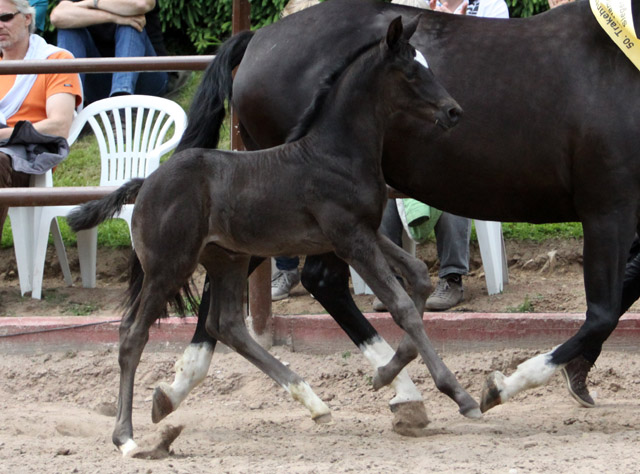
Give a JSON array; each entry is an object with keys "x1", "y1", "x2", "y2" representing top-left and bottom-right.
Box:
[{"x1": 0, "y1": 0, "x2": 82, "y2": 238}]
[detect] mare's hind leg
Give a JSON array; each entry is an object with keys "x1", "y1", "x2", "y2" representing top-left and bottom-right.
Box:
[
  {"x1": 481, "y1": 214, "x2": 635, "y2": 412},
  {"x1": 152, "y1": 257, "x2": 267, "y2": 423},
  {"x1": 335, "y1": 230, "x2": 480, "y2": 418},
  {"x1": 201, "y1": 249, "x2": 331, "y2": 422}
]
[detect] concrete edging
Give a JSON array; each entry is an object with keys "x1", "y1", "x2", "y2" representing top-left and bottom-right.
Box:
[{"x1": 2, "y1": 312, "x2": 640, "y2": 354}]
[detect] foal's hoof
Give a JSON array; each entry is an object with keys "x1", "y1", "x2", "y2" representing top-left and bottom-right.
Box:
[
  {"x1": 313, "y1": 413, "x2": 333, "y2": 424},
  {"x1": 373, "y1": 367, "x2": 394, "y2": 391},
  {"x1": 480, "y1": 371, "x2": 506, "y2": 413},
  {"x1": 461, "y1": 406, "x2": 483, "y2": 420},
  {"x1": 390, "y1": 401, "x2": 430, "y2": 437},
  {"x1": 130, "y1": 424, "x2": 184, "y2": 460},
  {"x1": 152, "y1": 384, "x2": 175, "y2": 424}
]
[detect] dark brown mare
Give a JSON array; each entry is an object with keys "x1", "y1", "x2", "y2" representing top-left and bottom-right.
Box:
[
  {"x1": 69, "y1": 18, "x2": 469, "y2": 455},
  {"x1": 144, "y1": 0, "x2": 640, "y2": 429}
]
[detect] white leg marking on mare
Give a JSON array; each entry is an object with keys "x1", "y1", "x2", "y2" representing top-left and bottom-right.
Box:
[
  {"x1": 158, "y1": 342, "x2": 214, "y2": 408},
  {"x1": 360, "y1": 337, "x2": 423, "y2": 405},
  {"x1": 286, "y1": 381, "x2": 331, "y2": 419},
  {"x1": 500, "y1": 351, "x2": 558, "y2": 403},
  {"x1": 120, "y1": 439, "x2": 138, "y2": 457}
]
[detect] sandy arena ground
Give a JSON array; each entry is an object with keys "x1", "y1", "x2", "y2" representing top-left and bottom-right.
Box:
[
  {"x1": 2, "y1": 238, "x2": 640, "y2": 472},
  {"x1": 2, "y1": 346, "x2": 640, "y2": 473}
]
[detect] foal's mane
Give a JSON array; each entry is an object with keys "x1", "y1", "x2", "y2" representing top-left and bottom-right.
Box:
[{"x1": 285, "y1": 38, "x2": 383, "y2": 144}]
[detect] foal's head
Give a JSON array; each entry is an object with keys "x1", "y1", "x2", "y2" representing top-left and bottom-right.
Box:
[
  {"x1": 377, "y1": 16, "x2": 462, "y2": 130},
  {"x1": 286, "y1": 16, "x2": 461, "y2": 143}
]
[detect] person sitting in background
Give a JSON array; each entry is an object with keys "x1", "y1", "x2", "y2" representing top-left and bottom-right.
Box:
[
  {"x1": 50, "y1": 0, "x2": 167, "y2": 105},
  {"x1": 0, "y1": 0, "x2": 82, "y2": 237},
  {"x1": 28, "y1": 0, "x2": 47, "y2": 34}
]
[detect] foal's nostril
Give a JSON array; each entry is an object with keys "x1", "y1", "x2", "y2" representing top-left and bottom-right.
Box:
[{"x1": 447, "y1": 105, "x2": 463, "y2": 125}]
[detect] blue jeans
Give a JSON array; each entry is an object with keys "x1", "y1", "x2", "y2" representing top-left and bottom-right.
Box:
[
  {"x1": 275, "y1": 256, "x2": 299, "y2": 272},
  {"x1": 57, "y1": 26, "x2": 168, "y2": 105}
]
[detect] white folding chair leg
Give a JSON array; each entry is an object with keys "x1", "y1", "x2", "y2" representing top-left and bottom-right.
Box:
[
  {"x1": 475, "y1": 220, "x2": 508, "y2": 295},
  {"x1": 51, "y1": 218, "x2": 73, "y2": 286},
  {"x1": 8, "y1": 207, "x2": 34, "y2": 296},
  {"x1": 31, "y1": 211, "x2": 57, "y2": 300},
  {"x1": 77, "y1": 227, "x2": 98, "y2": 288}
]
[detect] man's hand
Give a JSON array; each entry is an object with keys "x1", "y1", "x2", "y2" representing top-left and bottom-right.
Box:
[{"x1": 114, "y1": 13, "x2": 146, "y2": 32}]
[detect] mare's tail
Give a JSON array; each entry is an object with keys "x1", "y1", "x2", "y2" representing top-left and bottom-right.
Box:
[
  {"x1": 177, "y1": 30, "x2": 254, "y2": 152},
  {"x1": 67, "y1": 178, "x2": 145, "y2": 232}
]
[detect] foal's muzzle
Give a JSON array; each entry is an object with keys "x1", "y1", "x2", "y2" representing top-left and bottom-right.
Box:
[{"x1": 435, "y1": 103, "x2": 463, "y2": 130}]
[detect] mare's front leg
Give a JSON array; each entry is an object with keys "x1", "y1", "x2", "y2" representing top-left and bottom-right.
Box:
[
  {"x1": 481, "y1": 215, "x2": 635, "y2": 412},
  {"x1": 152, "y1": 257, "x2": 266, "y2": 423},
  {"x1": 302, "y1": 253, "x2": 430, "y2": 434},
  {"x1": 201, "y1": 249, "x2": 331, "y2": 422},
  {"x1": 335, "y1": 231, "x2": 481, "y2": 419}
]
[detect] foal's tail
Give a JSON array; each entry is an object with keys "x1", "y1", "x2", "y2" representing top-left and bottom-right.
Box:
[
  {"x1": 67, "y1": 178, "x2": 145, "y2": 232},
  {"x1": 176, "y1": 30, "x2": 254, "y2": 152},
  {"x1": 67, "y1": 178, "x2": 197, "y2": 318}
]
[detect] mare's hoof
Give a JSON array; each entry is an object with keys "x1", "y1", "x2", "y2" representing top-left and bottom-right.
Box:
[
  {"x1": 152, "y1": 384, "x2": 175, "y2": 424},
  {"x1": 390, "y1": 401, "x2": 430, "y2": 437},
  {"x1": 130, "y1": 424, "x2": 184, "y2": 460},
  {"x1": 313, "y1": 413, "x2": 333, "y2": 424},
  {"x1": 480, "y1": 371, "x2": 505, "y2": 413}
]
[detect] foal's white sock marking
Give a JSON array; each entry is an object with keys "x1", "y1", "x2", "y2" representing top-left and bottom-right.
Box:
[
  {"x1": 161, "y1": 342, "x2": 214, "y2": 408},
  {"x1": 286, "y1": 381, "x2": 331, "y2": 419},
  {"x1": 500, "y1": 351, "x2": 558, "y2": 403},
  {"x1": 414, "y1": 50, "x2": 429, "y2": 69},
  {"x1": 360, "y1": 337, "x2": 423, "y2": 405},
  {"x1": 120, "y1": 439, "x2": 138, "y2": 457}
]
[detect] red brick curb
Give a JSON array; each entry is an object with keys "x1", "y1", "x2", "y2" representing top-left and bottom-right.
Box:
[{"x1": 1, "y1": 313, "x2": 639, "y2": 354}]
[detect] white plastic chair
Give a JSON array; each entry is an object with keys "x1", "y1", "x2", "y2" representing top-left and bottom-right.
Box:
[
  {"x1": 21, "y1": 95, "x2": 187, "y2": 299},
  {"x1": 8, "y1": 170, "x2": 73, "y2": 296}
]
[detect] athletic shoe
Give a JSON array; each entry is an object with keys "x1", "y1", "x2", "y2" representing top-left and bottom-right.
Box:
[
  {"x1": 425, "y1": 274, "x2": 463, "y2": 311},
  {"x1": 271, "y1": 269, "x2": 300, "y2": 301}
]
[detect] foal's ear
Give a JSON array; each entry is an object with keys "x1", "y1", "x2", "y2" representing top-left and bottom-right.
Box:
[
  {"x1": 402, "y1": 15, "x2": 420, "y2": 40},
  {"x1": 386, "y1": 16, "x2": 404, "y2": 50}
]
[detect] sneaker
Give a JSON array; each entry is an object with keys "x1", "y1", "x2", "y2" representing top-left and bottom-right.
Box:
[
  {"x1": 372, "y1": 296, "x2": 387, "y2": 312},
  {"x1": 164, "y1": 71, "x2": 192, "y2": 99},
  {"x1": 425, "y1": 274, "x2": 463, "y2": 311},
  {"x1": 561, "y1": 356, "x2": 595, "y2": 408},
  {"x1": 271, "y1": 269, "x2": 300, "y2": 301}
]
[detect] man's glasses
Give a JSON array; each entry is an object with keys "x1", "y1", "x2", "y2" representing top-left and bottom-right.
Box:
[{"x1": 0, "y1": 12, "x2": 21, "y2": 23}]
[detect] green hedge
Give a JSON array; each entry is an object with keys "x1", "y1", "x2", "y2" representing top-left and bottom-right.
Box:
[{"x1": 159, "y1": 0, "x2": 288, "y2": 53}]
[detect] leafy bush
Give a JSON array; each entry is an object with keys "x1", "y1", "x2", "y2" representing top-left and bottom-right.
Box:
[
  {"x1": 507, "y1": 0, "x2": 549, "y2": 18},
  {"x1": 159, "y1": 0, "x2": 288, "y2": 54}
]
